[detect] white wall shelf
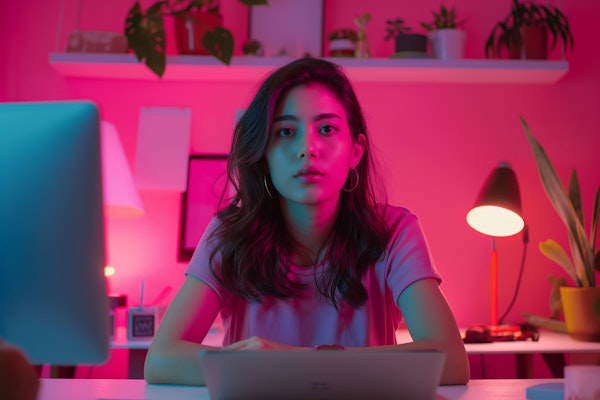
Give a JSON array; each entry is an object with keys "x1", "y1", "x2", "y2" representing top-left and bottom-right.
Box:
[{"x1": 49, "y1": 53, "x2": 569, "y2": 84}]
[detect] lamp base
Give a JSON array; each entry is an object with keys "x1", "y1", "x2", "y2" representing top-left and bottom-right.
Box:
[{"x1": 464, "y1": 323, "x2": 523, "y2": 343}]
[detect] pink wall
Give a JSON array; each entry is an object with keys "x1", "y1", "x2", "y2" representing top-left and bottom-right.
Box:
[{"x1": 2, "y1": 0, "x2": 599, "y2": 377}]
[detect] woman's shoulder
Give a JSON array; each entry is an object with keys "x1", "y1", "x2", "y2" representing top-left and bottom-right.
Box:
[{"x1": 379, "y1": 204, "x2": 416, "y2": 221}]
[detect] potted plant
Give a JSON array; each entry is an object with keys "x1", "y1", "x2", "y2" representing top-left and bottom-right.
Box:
[
  {"x1": 421, "y1": 4, "x2": 466, "y2": 60},
  {"x1": 328, "y1": 28, "x2": 358, "y2": 58},
  {"x1": 125, "y1": 0, "x2": 267, "y2": 78},
  {"x1": 385, "y1": 18, "x2": 428, "y2": 58},
  {"x1": 485, "y1": 0, "x2": 574, "y2": 60},
  {"x1": 521, "y1": 116, "x2": 600, "y2": 342}
]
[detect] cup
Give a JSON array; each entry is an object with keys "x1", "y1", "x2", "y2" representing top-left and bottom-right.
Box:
[{"x1": 564, "y1": 365, "x2": 600, "y2": 400}]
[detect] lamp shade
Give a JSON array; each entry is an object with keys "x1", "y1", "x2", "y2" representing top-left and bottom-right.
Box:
[
  {"x1": 466, "y1": 161, "x2": 524, "y2": 237},
  {"x1": 101, "y1": 121, "x2": 144, "y2": 217}
]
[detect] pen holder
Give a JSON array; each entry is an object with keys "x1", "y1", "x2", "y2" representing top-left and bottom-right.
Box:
[{"x1": 127, "y1": 306, "x2": 165, "y2": 340}]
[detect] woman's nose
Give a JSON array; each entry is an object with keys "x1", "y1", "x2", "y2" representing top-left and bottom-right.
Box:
[{"x1": 297, "y1": 131, "x2": 317, "y2": 159}]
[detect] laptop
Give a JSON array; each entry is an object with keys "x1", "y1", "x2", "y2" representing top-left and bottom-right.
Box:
[{"x1": 199, "y1": 350, "x2": 446, "y2": 400}]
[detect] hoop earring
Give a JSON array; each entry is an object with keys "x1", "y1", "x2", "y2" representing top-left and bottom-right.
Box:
[
  {"x1": 264, "y1": 176, "x2": 274, "y2": 198},
  {"x1": 342, "y1": 168, "x2": 359, "y2": 192}
]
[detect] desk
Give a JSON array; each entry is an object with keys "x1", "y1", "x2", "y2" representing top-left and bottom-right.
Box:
[
  {"x1": 111, "y1": 326, "x2": 222, "y2": 379},
  {"x1": 399, "y1": 329, "x2": 600, "y2": 379},
  {"x1": 38, "y1": 378, "x2": 564, "y2": 399},
  {"x1": 113, "y1": 328, "x2": 600, "y2": 379}
]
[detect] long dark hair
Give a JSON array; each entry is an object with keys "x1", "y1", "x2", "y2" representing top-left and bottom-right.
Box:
[{"x1": 209, "y1": 58, "x2": 389, "y2": 309}]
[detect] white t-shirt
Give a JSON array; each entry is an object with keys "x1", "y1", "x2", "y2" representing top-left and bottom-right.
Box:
[{"x1": 185, "y1": 205, "x2": 441, "y2": 347}]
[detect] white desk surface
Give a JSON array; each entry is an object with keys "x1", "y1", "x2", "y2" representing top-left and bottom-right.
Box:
[
  {"x1": 112, "y1": 327, "x2": 600, "y2": 355},
  {"x1": 38, "y1": 378, "x2": 563, "y2": 400}
]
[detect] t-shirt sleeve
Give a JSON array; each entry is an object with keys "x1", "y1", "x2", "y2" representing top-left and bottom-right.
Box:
[
  {"x1": 385, "y1": 206, "x2": 442, "y2": 305},
  {"x1": 184, "y1": 216, "x2": 226, "y2": 304}
]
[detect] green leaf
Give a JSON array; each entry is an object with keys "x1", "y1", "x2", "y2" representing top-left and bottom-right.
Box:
[
  {"x1": 568, "y1": 170, "x2": 584, "y2": 227},
  {"x1": 124, "y1": 1, "x2": 167, "y2": 78},
  {"x1": 202, "y1": 27, "x2": 233, "y2": 65},
  {"x1": 521, "y1": 116, "x2": 595, "y2": 287},
  {"x1": 540, "y1": 240, "x2": 579, "y2": 285}
]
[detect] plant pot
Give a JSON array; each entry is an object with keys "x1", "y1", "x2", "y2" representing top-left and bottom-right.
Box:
[
  {"x1": 329, "y1": 39, "x2": 355, "y2": 57},
  {"x1": 429, "y1": 29, "x2": 465, "y2": 60},
  {"x1": 560, "y1": 287, "x2": 600, "y2": 342},
  {"x1": 508, "y1": 25, "x2": 548, "y2": 60},
  {"x1": 174, "y1": 10, "x2": 223, "y2": 55},
  {"x1": 392, "y1": 33, "x2": 428, "y2": 58}
]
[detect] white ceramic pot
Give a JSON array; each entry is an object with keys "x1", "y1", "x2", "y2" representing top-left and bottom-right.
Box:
[{"x1": 429, "y1": 29, "x2": 466, "y2": 60}]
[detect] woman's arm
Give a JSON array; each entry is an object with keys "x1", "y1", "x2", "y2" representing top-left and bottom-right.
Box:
[
  {"x1": 144, "y1": 275, "x2": 222, "y2": 385},
  {"x1": 348, "y1": 278, "x2": 469, "y2": 385},
  {"x1": 395, "y1": 278, "x2": 470, "y2": 385}
]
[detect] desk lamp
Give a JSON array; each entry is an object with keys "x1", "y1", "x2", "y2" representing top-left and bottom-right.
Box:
[{"x1": 466, "y1": 161, "x2": 525, "y2": 338}]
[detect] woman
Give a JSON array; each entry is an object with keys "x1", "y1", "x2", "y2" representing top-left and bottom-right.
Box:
[{"x1": 144, "y1": 57, "x2": 469, "y2": 385}]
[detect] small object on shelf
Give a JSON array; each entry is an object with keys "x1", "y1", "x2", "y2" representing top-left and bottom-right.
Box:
[
  {"x1": 420, "y1": 5, "x2": 466, "y2": 60},
  {"x1": 385, "y1": 18, "x2": 428, "y2": 58},
  {"x1": 354, "y1": 13, "x2": 371, "y2": 58},
  {"x1": 328, "y1": 28, "x2": 357, "y2": 58},
  {"x1": 242, "y1": 39, "x2": 264, "y2": 56},
  {"x1": 66, "y1": 31, "x2": 127, "y2": 53}
]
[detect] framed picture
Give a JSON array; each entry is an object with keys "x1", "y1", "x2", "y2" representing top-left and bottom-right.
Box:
[
  {"x1": 177, "y1": 154, "x2": 230, "y2": 262},
  {"x1": 249, "y1": 0, "x2": 324, "y2": 58}
]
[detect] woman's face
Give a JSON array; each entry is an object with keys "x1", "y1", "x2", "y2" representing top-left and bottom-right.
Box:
[{"x1": 266, "y1": 83, "x2": 364, "y2": 207}]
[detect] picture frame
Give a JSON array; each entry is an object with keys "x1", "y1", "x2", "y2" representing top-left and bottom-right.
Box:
[
  {"x1": 177, "y1": 154, "x2": 230, "y2": 262},
  {"x1": 249, "y1": 0, "x2": 324, "y2": 58}
]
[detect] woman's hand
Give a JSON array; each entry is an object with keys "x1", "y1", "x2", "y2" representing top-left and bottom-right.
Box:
[
  {"x1": 223, "y1": 336, "x2": 302, "y2": 351},
  {"x1": 0, "y1": 340, "x2": 40, "y2": 400}
]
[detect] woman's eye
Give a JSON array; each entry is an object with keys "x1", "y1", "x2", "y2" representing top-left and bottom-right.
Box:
[
  {"x1": 319, "y1": 124, "x2": 337, "y2": 135},
  {"x1": 277, "y1": 127, "x2": 295, "y2": 137}
]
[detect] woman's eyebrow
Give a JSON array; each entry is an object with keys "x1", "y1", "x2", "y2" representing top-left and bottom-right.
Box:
[
  {"x1": 273, "y1": 115, "x2": 297, "y2": 123},
  {"x1": 273, "y1": 113, "x2": 342, "y2": 123},
  {"x1": 314, "y1": 113, "x2": 342, "y2": 121}
]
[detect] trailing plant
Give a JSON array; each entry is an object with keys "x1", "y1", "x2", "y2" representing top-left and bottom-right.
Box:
[
  {"x1": 485, "y1": 0, "x2": 573, "y2": 58},
  {"x1": 521, "y1": 116, "x2": 599, "y2": 288},
  {"x1": 421, "y1": 4, "x2": 465, "y2": 32},
  {"x1": 125, "y1": 0, "x2": 267, "y2": 78}
]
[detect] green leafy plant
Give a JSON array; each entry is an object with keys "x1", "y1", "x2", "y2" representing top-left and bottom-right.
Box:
[
  {"x1": 125, "y1": 0, "x2": 267, "y2": 78},
  {"x1": 521, "y1": 116, "x2": 599, "y2": 288},
  {"x1": 421, "y1": 4, "x2": 465, "y2": 31},
  {"x1": 385, "y1": 18, "x2": 412, "y2": 41},
  {"x1": 485, "y1": 0, "x2": 573, "y2": 58},
  {"x1": 328, "y1": 28, "x2": 358, "y2": 43}
]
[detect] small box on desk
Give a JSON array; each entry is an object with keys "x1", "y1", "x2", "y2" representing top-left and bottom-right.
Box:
[{"x1": 127, "y1": 306, "x2": 165, "y2": 340}]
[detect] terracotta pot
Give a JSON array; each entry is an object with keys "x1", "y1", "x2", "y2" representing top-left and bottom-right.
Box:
[
  {"x1": 560, "y1": 286, "x2": 600, "y2": 342},
  {"x1": 174, "y1": 10, "x2": 223, "y2": 55},
  {"x1": 508, "y1": 25, "x2": 548, "y2": 60}
]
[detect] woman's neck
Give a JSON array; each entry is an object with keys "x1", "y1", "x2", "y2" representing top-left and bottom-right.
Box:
[{"x1": 280, "y1": 199, "x2": 339, "y2": 266}]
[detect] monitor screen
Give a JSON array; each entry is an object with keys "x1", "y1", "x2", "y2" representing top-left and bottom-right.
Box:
[{"x1": 0, "y1": 100, "x2": 110, "y2": 365}]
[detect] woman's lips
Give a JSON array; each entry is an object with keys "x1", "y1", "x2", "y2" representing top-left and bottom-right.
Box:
[{"x1": 294, "y1": 167, "x2": 323, "y2": 183}]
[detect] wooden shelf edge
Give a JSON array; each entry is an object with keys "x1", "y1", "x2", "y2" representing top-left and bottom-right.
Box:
[{"x1": 48, "y1": 53, "x2": 569, "y2": 84}]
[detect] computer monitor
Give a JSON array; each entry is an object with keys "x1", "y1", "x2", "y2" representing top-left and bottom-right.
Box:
[{"x1": 0, "y1": 100, "x2": 110, "y2": 365}]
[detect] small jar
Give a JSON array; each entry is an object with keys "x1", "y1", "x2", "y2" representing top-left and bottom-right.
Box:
[{"x1": 329, "y1": 39, "x2": 356, "y2": 57}]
